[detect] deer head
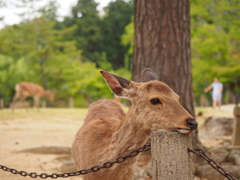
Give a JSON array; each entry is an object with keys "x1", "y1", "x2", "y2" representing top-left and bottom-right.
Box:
[{"x1": 100, "y1": 68, "x2": 197, "y2": 134}]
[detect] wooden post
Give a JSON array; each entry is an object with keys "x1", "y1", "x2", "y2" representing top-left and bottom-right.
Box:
[
  {"x1": 200, "y1": 94, "x2": 209, "y2": 107},
  {"x1": 151, "y1": 131, "x2": 194, "y2": 180},
  {"x1": 232, "y1": 106, "x2": 240, "y2": 145},
  {"x1": 69, "y1": 97, "x2": 74, "y2": 108},
  {"x1": 42, "y1": 101, "x2": 46, "y2": 108},
  {"x1": 0, "y1": 99, "x2": 4, "y2": 109}
]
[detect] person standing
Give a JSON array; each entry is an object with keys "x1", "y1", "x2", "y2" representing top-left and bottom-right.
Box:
[{"x1": 204, "y1": 77, "x2": 223, "y2": 109}]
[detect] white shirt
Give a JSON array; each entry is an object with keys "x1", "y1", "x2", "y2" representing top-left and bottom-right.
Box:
[{"x1": 212, "y1": 82, "x2": 223, "y2": 95}]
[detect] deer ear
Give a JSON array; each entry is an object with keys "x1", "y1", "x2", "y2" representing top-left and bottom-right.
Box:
[
  {"x1": 141, "y1": 68, "x2": 159, "y2": 82},
  {"x1": 100, "y1": 70, "x2": 131, "y2": 97}
]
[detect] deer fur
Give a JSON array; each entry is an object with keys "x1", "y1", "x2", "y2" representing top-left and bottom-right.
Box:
[
  {"x1": 11, "y1": 82, "x2": 54, "y2": 111},
  {"x1": 72, "y1": 68, "x2": 198, "y2": 180}
]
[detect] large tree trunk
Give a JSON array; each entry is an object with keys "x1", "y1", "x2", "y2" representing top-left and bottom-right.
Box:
[{"x1": 132, "y1": 0, "x2": 201, "y2": 148}]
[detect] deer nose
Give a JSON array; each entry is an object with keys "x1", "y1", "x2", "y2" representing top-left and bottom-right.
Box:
[{"x1": 186, "y1": 119, "x2": 198, "y2": 130}]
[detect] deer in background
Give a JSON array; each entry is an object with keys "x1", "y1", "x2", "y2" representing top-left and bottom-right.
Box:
[
  {"x1": 11, "y1": 82, "x2": 54, "y2": 111},
  {"x1": 72, "y1": 68, "x2": 198, "y2": 180}
]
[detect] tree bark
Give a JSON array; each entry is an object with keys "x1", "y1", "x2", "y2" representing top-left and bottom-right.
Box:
[{"x1": 133, "y1": 0, "x2": 201, "y2": 148}]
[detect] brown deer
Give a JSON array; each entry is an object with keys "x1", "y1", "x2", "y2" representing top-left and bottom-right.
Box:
[
  {"x1": 72, "y1": 68, "x2": 198, "y2": 180},
  {"x1": 11, "y1": 82, "x2": 54, "y2": 111}
]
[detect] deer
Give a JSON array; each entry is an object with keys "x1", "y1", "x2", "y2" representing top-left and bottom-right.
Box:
[
  {"x1": 72, "y1": 68, "x2": 198, "y2": 180},
  {"x1": 11, "y1": 82, "x2": 54, "y2": 111}
]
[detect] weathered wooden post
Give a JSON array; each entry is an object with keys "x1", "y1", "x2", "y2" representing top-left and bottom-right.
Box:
[
  {"x1": 0, "y1": 99, "x2": 4, "y2": 109},
  {"x1": 42, "y1": 101, "x2": 46, "y2": 108},
  {"x1": 151, "y1": 131, "x2": 194, "y2": 180},
  {"x1": 69, "y1": 97, "x2": 74, "y2": 108},
  {"x1": 200, "y1": 94, "x2": 209, "y2": 107},
  {"x1": 232, "y1": 106, "x2": 240, "y2": 145}
]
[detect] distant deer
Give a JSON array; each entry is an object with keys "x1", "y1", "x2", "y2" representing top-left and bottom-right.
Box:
[
  {"x1": 72, "y1": 68, "x2": 198, "y2": 180},
  {"x1": 11, "y1": 82, "x2": 54, "y2": 111}
]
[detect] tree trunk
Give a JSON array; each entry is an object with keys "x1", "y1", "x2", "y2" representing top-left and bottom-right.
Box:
[
  {"x1": 40, "y1": 57, "x2": 47, "y2": 90},
  {"x1": 132, "y1": 0, "x2": 201, "y2": 148}
]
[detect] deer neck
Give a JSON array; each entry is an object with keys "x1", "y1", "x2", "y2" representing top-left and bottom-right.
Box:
[{"x1": 107, "y1": 106, "x2": 150, "y2": 159}]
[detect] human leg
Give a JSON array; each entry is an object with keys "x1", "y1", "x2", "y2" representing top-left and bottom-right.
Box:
[
  {"x1": 212, "y1": 93, "x2": 218, "y2": 108},
  {"x1": 216, "y1": 93, "x2": 222, "y2": 109},
  {"x1": 217, "y1": 100, "x2": 222, "y2": 109},
  {"x1": 213, "y1": 101, "x2": 217, "y2": 109},
  {"x1": 213, "y1": 93, "x2": 222, "y2": 109}
]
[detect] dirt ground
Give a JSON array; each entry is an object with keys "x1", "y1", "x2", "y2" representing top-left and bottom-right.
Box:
[
  {"x1": 0, "y1": 105, "x2": 236, "y2": 180},
  {"x1": 195, "y1": 104, "x2": 235, "y2": 148},
  {"x1": 0, "y1": 108, "x2": 87, "y2": 180}
]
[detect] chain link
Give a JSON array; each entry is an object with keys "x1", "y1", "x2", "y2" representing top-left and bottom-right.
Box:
[
  {"x1": 0, "y1": 144, "x2": 151, "y2": 179},
  {"x1": 187, "y1": 148, "x2": 238, "y2": 180}
]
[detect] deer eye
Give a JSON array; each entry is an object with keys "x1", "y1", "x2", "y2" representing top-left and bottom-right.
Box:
[{"x1": 150, "y1": 98, "x2": 162, "y2": 105}]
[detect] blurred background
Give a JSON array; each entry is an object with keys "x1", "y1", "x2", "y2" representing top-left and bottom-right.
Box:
[
  {"x1": 0, "y1": 0, "x2": 239, "y2": 108},
  {"x1": 0, "y1": 0, "x2": 133, "y2": 108},
  {"x1": 0, "y1": 1, "x2": 240, "y2": 179}
]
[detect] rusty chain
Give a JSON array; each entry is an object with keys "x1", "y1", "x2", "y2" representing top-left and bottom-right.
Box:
[
  {"x1": 0, "y1": 144, "x2": 151, "y2": 179},
  {"x1": 188, "y1": 148, "x2": 238, "y2": 180}
]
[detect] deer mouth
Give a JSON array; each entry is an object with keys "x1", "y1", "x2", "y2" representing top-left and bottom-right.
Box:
[{"x1": 176, "y1": 128, "x2": 193, "y2": 134}]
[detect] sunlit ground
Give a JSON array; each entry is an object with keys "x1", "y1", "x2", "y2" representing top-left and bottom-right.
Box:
[
  {"x1": 0, "y1": 108, "x2": 88, "y2": 180},
  {"x1": 0, "y1": 107, "x2": 88, "y2": 120},
  {"x1": 0, "y1": 104, "x2": 235, "y2": 180},
  {"x1": 195, "y1": 104, "x2": 234, "y2": 127}
]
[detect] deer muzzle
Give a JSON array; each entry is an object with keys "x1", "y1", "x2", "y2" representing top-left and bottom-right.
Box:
[
  {"x1": 176, "y1": 118, "x2": 198, "y2": 134},
  {"x1": 186, "y1": 119, "x2": 198, "y2": 130}
]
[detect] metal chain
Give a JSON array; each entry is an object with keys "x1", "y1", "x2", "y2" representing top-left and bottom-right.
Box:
[
  {"x1": 1, "y1": 145, "x2": 238, "y2": 179},
  {"x1": 187, "y1": 148, "x2": 238, "y2": 180},
  {"x1": 0, "y1": 144, "x2": 151, "y2": 179}
]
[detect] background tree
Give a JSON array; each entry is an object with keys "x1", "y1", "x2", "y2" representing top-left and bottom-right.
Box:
[
  {"x1": 1, "y1": 0, "x2": 239, "y2": 108},
  {"x1": 62, "y1": 0, "x2": 102, "y2": 64},
  {"x1": 132, "y1": 0, "x2": 201, "y2": 147},
  {"x1": 191, "y1": 0, "x2": 240, "y2": 104},
  {"x1": 100, "y1": 0, "x2": 133, "y2": 69},
  {"x1": 122, "y1": 0, "x2": 240, "y2": 106},
  {"x1": 121, "y1": 16, "x2": 134, "y2": 70},
  {"x1": 0, "y1": 55, "x2": 31, "y2": 106},
  {"x1": 0, "y1": 0, "x2": 133, "y2": 107}
]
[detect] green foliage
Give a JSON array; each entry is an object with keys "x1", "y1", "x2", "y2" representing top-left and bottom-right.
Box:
[
  {"x1": 0, "y1": 55, "x2": 33, "y2": 106},
  {"x1": 60, "y1": 0, "x2": 133, "y2": 70},
  {"x1": 191, "y1": 0, "x2": 240, "y2": 104},
  {"x1": 120, "y1": 0, "x2": 240, "y2": 104},
  {"x1": 121, "y1": 17, "x2": 134, "y2": 70},
  {"x1": 100, "y1": 0, "x2": 133, "y2": 69},
  {"x1": 38, "y1": 0, "x2": 59, "y2": 21},
  {"x1": 6, "y1": 0, "x2": 239, "y2": 107},
  {"x1": 0, "y1": 0, "x2": 134, "y2": 107},
  {"x1": 97, "y1": 52, "x2": 113, "y2": 71},
  {"x1": 61, "y1": 0, "x2": 102, "y2": 64},
  {"x1": 191, "y1": 23, "x2": 229, "y2": 101}
]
